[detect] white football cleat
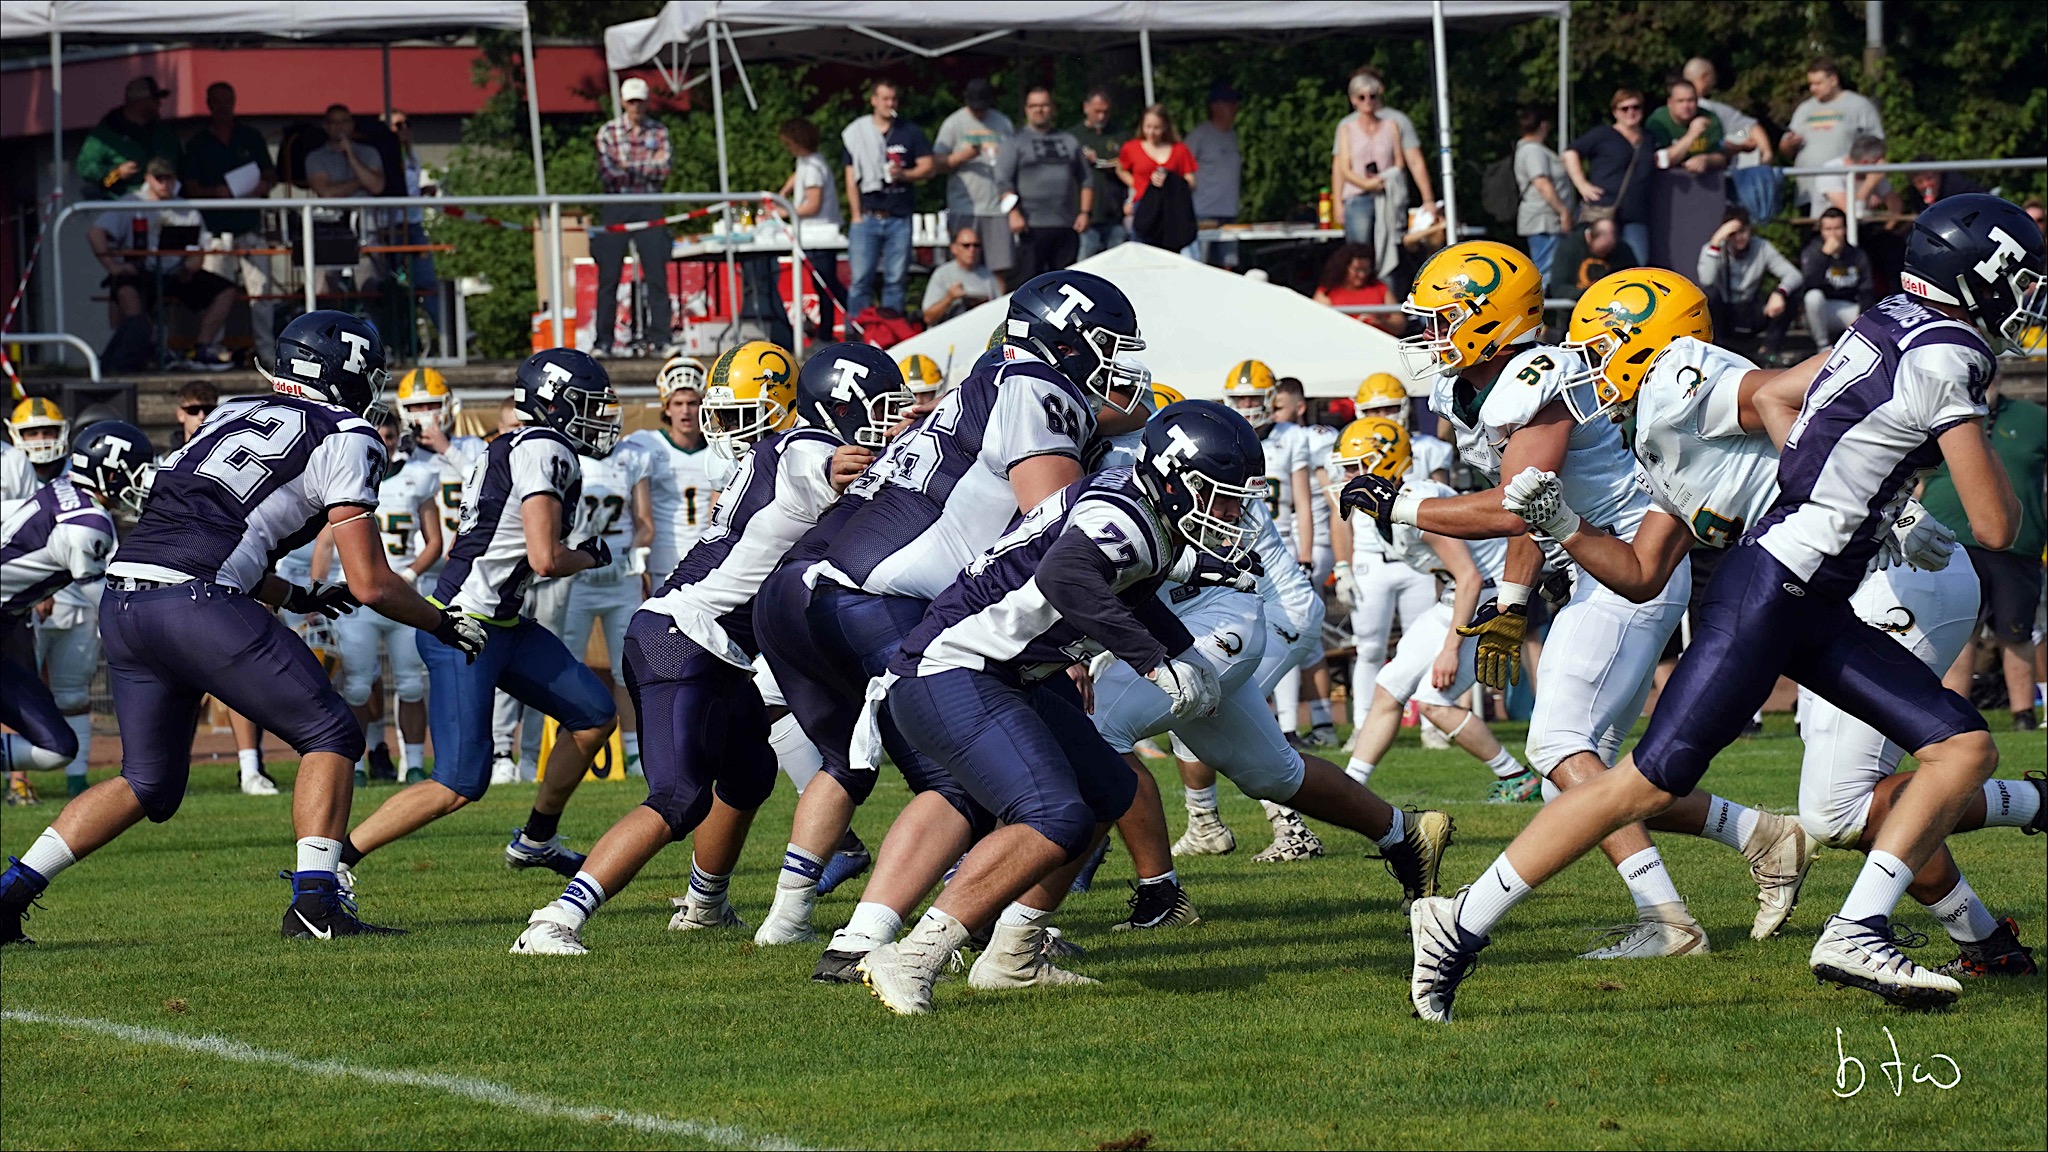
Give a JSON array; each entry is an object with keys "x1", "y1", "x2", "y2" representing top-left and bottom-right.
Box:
[
  {"x1": 967, "y1": 924, "x2": 1101, "y2": 990},
  {"x1": 857, "y1": 941, "x2": 939, "y2": 1016},
  {"x1": 488, "y1": 754, "x2": 519, "y2": 785},
  {"x1": 1744, "y1": 812, "x2": 1821, "y2": 940},
  {"x1": 667, "y1": 895, "x2": 745, "y2": 931},
  {"x1": 1409, "y1": 891, "x2": 1487, "y2": 1023},
  {"x1": 1579, "y1": 901, "x2": 1710, "y2": 959},
  {"x1": 752, "y1": 888, "x2": 818, "y2": 945},
  {"x1": 240, "y1": 772, "x2": 279, "y2": 796},
  {"x1": 1811, "y1": 914, "x2": 1960, "y2": 1009},
  {"x1": 1252, "y1": 811, "x2": 1324, "y2": 862},
  {"x1": 510, "y1": 907, "x2": 588, "y2": 956},
  {"x1": 1172, "y1": 809, "x2": 1236, "y2": 857}
]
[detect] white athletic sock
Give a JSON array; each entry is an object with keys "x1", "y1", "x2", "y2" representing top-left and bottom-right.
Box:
[
  {"x1": 687, "y1": 860, "x2": 730, "y2": 906},
  {"x1": 778, "y1": 844, "x2": 826, "y2": 890},
  {"x1": 1618, "y1": 846, "x2": 1682, "y2": 910},
  {"x1": 996, "y1": 902, "x2": 1052, "y2": 929},
  {"x1": 402, "y1": 742, "x2": 425, "y2": 772},
  {"x1": 1981, "y1": 779, "x2": 2041, "y2": 828},
  {"x1": 1309, "y1": 699, "x2": 1332, "y2": 728},
  {"x1": 238, "y1": 748, "x2": 262, "y2": 780},
  {"x1": 1920, "y1": 876, "x2": 1997, "y2": 943},
  {"x1": 1839, "y1": 850, "x2": 1915, "y2": 923},
  {"x1": 907, "y1": 906, "x2": 971, "y2": 959},
  {"x1": 1346, "y1": 757, "x2": 1375, "y2": 786},
  {"x1": 1484, "y1": 747, "x2": 1523, "y2": 779},
  {"x1": 831, "y1": 901, "x2": 903, "y2": 951},
  {"x1": 64, "y1": 714, "x2": 92, "y2": 779},
  {"x1": 550, "y1": 871, "x2": 607, "y2": 929},
  {"x1": 1138, "y1": 869, "x2": 1178, "y2": 887},
  {"x1": 1372, "y1": 805, "x2": 1407, "y2": 850},
  {"x1": 295, "y1": 836, "x2": 341, "y2": 876},
  {"x1": 1184, "y1": 785, "x2": 1219, "y2": 814},
  {"x1": 1701, "y1": 795, "x2": 1762, "y2": 852},
  {"x1": 1456, "y1": 854, "x2": 1530, "y2": 937},
  {"x1": 20, "y1": 826, "x2": 77, "y2": 880}
]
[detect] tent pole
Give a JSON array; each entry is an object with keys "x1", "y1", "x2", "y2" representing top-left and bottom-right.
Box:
[
  {"x1": 50, "y1": 27, "x2": 64, "y2": 341},
  {"x1": 609, "y1": 69, "x2": 622, "y2": 120},
  {"x1": 521, "y1": 20, "x2": 561, "y2": 346},
  {"x1": 710, "y1": 20, "x2": 737, "y2": 348},
  {"x1": 1139, "y1": 28, "x2": 1154, "y2": 107},
  {"x1": 1430, "y1": 1, "x2": 1459, "y2": 243},
  {"x1": 1556, "y1": 6, "x2": 1570, "y2": 142}
]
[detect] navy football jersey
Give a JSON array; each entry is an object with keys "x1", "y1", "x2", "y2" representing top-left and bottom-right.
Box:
[
  {"x1": 110, "y1": 393, "x2": 381, "y2": 592},
  {"x1": 1, "y1": 478, "x2": 116, "y2": 619},
  {"x1": 435, "y1": 426, "x2": 583, "y2": 621}
]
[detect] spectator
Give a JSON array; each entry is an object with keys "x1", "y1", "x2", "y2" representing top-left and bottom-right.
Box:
[
  {"x1": 1117, "y1": 105, "x2": 1196, "y2": 224},
  {"x1": 76, "y1": 76, "x2": 180, "y2": 200},
  {"x1": 180, "y1": 81, "x2": 278, "y2": 366},
  {"x1": 1312, "y1": 243, "x2": 1403, "y2": 335},
  {"x1": 88, "y1": 157, "x2": 241, "y2": 371},
  {"x1": 1698, "y1": 205, "x2": 1800, "y2": 364},
  {"x1": 172, "y1": 381, "x2": 220, "y2": 446},
  {"x1": 1069, "y1": 89, "x2": 1127, "y2": 259},
  {"x1": 2026, "y1": 198, "x2": 2046, "y2": 234},
  {"x1": 1926, "y1": 372, "x2": 2047, "y2": 729},
  {"x1": 1183, "y1": 81, "x2": 1243, "y2": 262},
  {"x1": 842, "y1": 78, "x2": 933, "y2": 317},
  {"x1": 591, "y1": 78, "x2": 675, "y2": 357},
  {"x1": 1646, "y1": 78, "x2": 1726, "y2": 174},
  {"x1": 1798, "y1": 207, "x2": 1875, "y2": 347},
  {"x1": 998, "y1": 88, "x2": 1092, "y2": 283},
  {"x1": 776, "y1": 117, "x2": 844, "y2": 339},
  {"x1": 382, "y1": 110, "x2": 440, "y2": 302},
  {"x1": 305, "y1": 104, "x2": 386, "y2": 198},
  {"x1": 1565, "y1": 89, "x2": 1657, "y2": 265},
  {"x1": 1512, "y1": 104, "x2": 1574, "y2": 279},
  {"x1": 1547, "y1": 216, "x2": 1641, "y2": 301},
  {"x1": 935, "y1": 77, "x2": 1016, "y2": 286},
  {"x1": 1907, "y1": 154, "x2": 1988, "y2": 207},
  {"x1": 1331, "y1": 70, "x2": 1408, "y2": 273},
  {"x1": 921, "y1": 226, "x2": 1000, "y2": 326},
  {"x1": 1780, "y1": 56, "x2": 1884, "y2": 206},
  {"x1": 1681, "y1": 57, "x2": 1773, "y2": 167},
  {"x1": 1812, "y1": 133, "x2": 1902, "y2": 219},
  {"x1": 1345, "y1": 66, "x2": 1440, "y2": 214}
]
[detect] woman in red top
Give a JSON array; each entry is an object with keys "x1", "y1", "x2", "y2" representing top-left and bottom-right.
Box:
[
  {"x1": 1313, "y1": 243, "x2": 1404, "y2": 335},
  {"x1": 1116, "y1": 105, "x2": 1197, "y2": 219}
]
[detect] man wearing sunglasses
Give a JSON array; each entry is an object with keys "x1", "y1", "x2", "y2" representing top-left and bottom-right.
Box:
[{"x1": 920, "y1": 227, "x2": 1000, "y2": 326}]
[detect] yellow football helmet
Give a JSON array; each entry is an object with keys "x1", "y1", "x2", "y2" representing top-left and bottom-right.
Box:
[
  {"x1": 1401, "y1": 240, "x2": 1545, "y2": 373},
  {"x1": 987, "y1": 321, "x2": 1008, "y2": 352},
  {"x1": 704, "y1": 341, "x2": 797, "y2": 453},
  {"x1": 1563, "y1": 268, "x2": 1713, "y2": 423},
  {"x1": 898, "y1": 353, "x2": 945, "y2": 395},
  {"x1": 1222, "y1": 359, "x2": 1277, "y2": 428},
  {"x1": 8, "y1": 397, "x2": 68, "y2": 465},
  {"x1": 1354, "y1": 372, "x2": 1409, "y2": 413},
  {"x1": 656, "y1": 355, "x2": 707, "y2": 401},
  {"x1": 1151, "y1": 382, "x2": 1185, "y2": 410},
  {"x1": 395, "y1": 367, "x2": 458, "y2": 432},
  {"x1": 1329, "y1": 416, "x2": 1412, "y2": 488}
]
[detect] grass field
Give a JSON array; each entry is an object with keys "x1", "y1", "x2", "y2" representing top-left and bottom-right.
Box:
[{"x1": 3, "y1": 717, "x2": 2042, "y2": 1151}]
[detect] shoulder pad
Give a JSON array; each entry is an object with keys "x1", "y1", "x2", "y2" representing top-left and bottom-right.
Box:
[{"x1": 1479, "y1": 346, "x2": 1591, "y2": 432}]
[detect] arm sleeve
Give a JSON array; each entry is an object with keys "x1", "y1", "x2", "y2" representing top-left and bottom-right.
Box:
[
  {"x1": 302, "y1": 429, "x2": 382, "y2": 510},
  {"x1": 1389, "y1": 109, "x2": 1421, "y2": 151},
  {"x1": 1900, "y1": 341, "x2": 1993, "y2": 433},
  {"x1": 509, "y1": 437, "x2": 577, "y2": 503},
  {"x1": 53, "y1": 518, "x2": 116, "y2": 582},
  {"x1": 1038, "y1": 528, "x2": 1175, "y2": 674},
  {"x1": 1766, "y1": 242, "x2": 1803, "y2": 295},
  {"x1": 984, "y1": 372, "x2": 1087, "y2": 477},
  {"x1": 776, "y1": 438, "x2": 844, "y2": 521},
  {"x1": 1697, "y1": 241, "x2": 1724, "y2": 285}
]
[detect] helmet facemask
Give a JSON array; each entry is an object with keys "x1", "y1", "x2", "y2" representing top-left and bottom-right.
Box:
[
  {"x1": 1560, "y1": 326, "x2": 1642, "y2": 424},
  {"x1": 702, "y1": 387, "x2": 788, "y2": 459},
  {"x1": 1225, "y1": 391, "x2": 1273, "y2": 429},
  {"x1": 1996, "y1": 265, "x2": 2046, "y2": 355},
  {"x1": 1103, "y1": 355, "x2": 1152, "y2": 416},
  {"x1": 1174, "y1": 469, "x2": 1264, "y2": 565},
  {"x1": 1398, "y1": 298, "x2": 1479, "y2": 375},
  {"x1": 860, "y1": 389, "x2": 917, "y2": 448}
]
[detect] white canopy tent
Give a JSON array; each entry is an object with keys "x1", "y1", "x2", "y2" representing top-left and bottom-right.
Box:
[
  {"x1": 890, "y1": 242, "x2": 1410, "y2": 399},
  {"x1": 603, "y1": 0, "x2": 1571, "y2": 241}
]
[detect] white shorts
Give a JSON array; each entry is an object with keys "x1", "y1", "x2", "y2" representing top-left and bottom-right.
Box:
[
  {"x1": 336, "y1": 609, "x2": 428, "y2": 707},
  {"x1": 1349, "y1": 550, "x2": 1439, "y2": 665},
  {"x1": 563, "y1": 565, "x2": 642, "y2": 679},
  {"x1": 1797, "y1": 555, "x2": 1980, "y2": 847},
  {"x1": 34, "y1": 601, "x2": 100, "y2": 713},
  {"x1": 1374, "y1": 600, "x2": 1478, "y2": 708},
  {"x1": 1526, "y1": 554, "x2": 1691, "y2": 776},
  {"x1": 1171, "y1": 674, "x2": 1308, "y2": 801},
  {"x1": 1253, "y1": 594, "x2": 1325, "y2": 697},
  {"x1": 753, "y1": 652, "x2": 787, "y2": 709},
  {"x1": 1093, "y1": 589, "x2": 1266, "y2": 754}
]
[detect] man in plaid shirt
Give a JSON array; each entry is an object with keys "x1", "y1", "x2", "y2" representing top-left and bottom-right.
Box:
[{"x1": 592, "y1": 77, "x2": 677, "y2": 357}]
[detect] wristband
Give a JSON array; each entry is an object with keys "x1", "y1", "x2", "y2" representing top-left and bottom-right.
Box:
[
  {"x1": 1392, "y1": 490, "x2": 1425, "y2": 527},
  {"x1": 1498, "y1": 581, "x2": 1533, "y2": 610}
]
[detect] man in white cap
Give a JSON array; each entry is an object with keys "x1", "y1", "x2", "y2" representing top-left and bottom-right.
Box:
[{"x1": 592, "y1": 78, "x2": 677, "y2": 358}]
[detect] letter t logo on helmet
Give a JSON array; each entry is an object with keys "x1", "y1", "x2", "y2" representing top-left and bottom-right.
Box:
[
  {"x1": 1044, "y1": 283, "x2": 1096, "y2": 329},
  {"x1": 1149, "y1": 423, "x2": 1202, "y2": 475},
  {"x1": 339, "y1": 331, "x2": 369, "y2": 374},
  {"x1": 829, "y1": 359, "x2": 870, "y2": 401}
]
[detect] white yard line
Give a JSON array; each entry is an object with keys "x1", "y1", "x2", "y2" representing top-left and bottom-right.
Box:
[{"x1": 1, "y1": 1009, "x2": 811, "y2": 1151}]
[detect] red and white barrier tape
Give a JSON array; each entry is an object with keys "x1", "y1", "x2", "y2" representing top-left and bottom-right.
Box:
[
  {"x1": 435, "y1": 200, "x2": 760, "y2": 234},
  {"x1": 2, "y1": 191, "x2": 63, "y2": 334}
]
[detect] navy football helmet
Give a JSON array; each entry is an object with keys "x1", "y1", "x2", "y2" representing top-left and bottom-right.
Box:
[
  {"x1": 67, "y1": 420, "x2": 155, "y2": 520},
  {"x1": 1903, "y1": 193, "x2": 2046, "y2": 356},
  {"x1": 796, "y1": 343, "x2": 915, "y2": 448},
  {"x1": 1134, "y1": 399, "x2": 1266, "y2": 564},
  {"x1": 515, "y1": 348, "x2": 620, "y2": 457},
  {"x1": 1005, "y1": 270, "x2": 1145, "y2": 410},
  {"x1": 267, "y1": 310, "x2": 390, "y2": 415}
]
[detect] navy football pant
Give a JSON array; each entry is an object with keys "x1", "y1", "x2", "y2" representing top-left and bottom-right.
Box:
[
  {"x1": 101, "y1": 583, "x2": 361, "y2": 822},
  {"x1": 754, "y1": 562, "x2": 860, "y2": 743},
  {"x1": 621, "y1": 610, "x2": 778, "y2": 839},
  {"x1": 1634, "y1": 543, "x2": 1986, "y2": 796},
  {"x1": 418, "y1": 614, "x2": 615, "y2": 801},
  {"x1": 889, "y1": 667, "x2": 1138, "y2": 860},
  {"x1": 1, "y1": 641, "x2": 76, "y2": 766}
]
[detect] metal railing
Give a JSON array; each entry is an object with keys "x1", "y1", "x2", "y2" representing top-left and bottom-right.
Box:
[
  {"x1": 1773, "y1": 157, "x2": 2046, "y2": 246},
  {"x1": 1334, "y1": 299, "x2": 1581, "y2": 318},
  {"x1": 3, "y1": 332, "x2": 100, "y2": 380},
  {"x1": 41, "y1": 189, "x2": 803, "y2": 366}
]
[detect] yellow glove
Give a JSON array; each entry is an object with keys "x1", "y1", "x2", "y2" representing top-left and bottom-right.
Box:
[{"x1": 1457, "y1": 598, "x2": 1529, "y2": 689}]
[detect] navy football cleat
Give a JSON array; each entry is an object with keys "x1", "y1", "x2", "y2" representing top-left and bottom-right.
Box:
[
  {"x1": 814, "y1": 837, "x2": 872, "y2": 898},
  {"x1": 1069, "y1": 838, "x2": 1112, "y2": 894},
  {"x1": 1, "y1": 857, "x2": 51, "y2": 946},
  {"x1": 505, "y1": 830, "x2": 587, "y2": 878}
]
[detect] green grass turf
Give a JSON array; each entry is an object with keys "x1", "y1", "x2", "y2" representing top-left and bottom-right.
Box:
[{"x1": 3, "y1": 717, "x2": 2042, "y2": 1150}]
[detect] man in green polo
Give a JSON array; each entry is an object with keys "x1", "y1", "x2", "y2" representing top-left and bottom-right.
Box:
[
  {"x1": 1925, "y1": 374, "x2": 2048, "y2": 729},
  {"x1": 181, "y1": 82, "x2": 279, "y2": 366},
  {"x1": 77, "y1": 76, "x2": 182, "y2": 200}
]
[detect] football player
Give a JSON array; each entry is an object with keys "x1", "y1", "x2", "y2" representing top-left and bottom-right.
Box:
[
  {"x1": 560, "y1": 414, "x2": 654, "y2": 777},
  {"x1": 898, "y1": 351, "x2": 948, "y2": 406},
  {"x1": 1498, "y1": 266, "x2": 2042, "y2": 978},
  {"x1": 1, "y1": 313, "x2": 485, "y2": 944},
  {"x1": 625, "y1": 356, "x2": 719, "y2": 579},
  {"x1": 1344, "y1": 240, "x2": 1812, "y2": 959},
  {"x1": 1406, "y1": 196, "x2": 2039, "y2": 1018},
  {"x1": 5, "y1": 398, "x2": 73, "y2": 804},
  {"x1": 511, "y1": 343, "x2": 907, "y2": 954},
  {"x1": 339, "y1": 349, "x2": 620, "y2": 888},
  {"x1": 1277, "y1": 377, "x2": 1342, "y2": 748}
]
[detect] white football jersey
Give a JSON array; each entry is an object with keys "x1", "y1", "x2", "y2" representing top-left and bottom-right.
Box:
[
  {"x1": 0, "y1": 441, "x2": 38, "y2": 501},
  {"x1": 624, "y1": 427, "x2": 722, "y2": 577},
  {"x1": 1384, "y1": 478, "x2": 1507, "y2": 603},
  {"x1": 1479, "y1": 344, "x2": 1652, "y2": 540},
  {"x1": 1429, "y1": 374, "x2": 1502, "y2": 483},
  {"x1": 1632, "y1": 337, "x2": 1780, "y2": 547},
  {"x1": 573, "y1": 441, "x2": 651, "y2": 581},
  {"x1": 1259, "y1": 421, "x2": 1312, "y2": 550},
  {"x1": 1304, "y1": 424, "x2": 1337, "y2": 550},
  {"x1": 413, "y1": 435, "x2": 486, "y2": 578},
  {"x1": 1410, "y1": 433, "x2": 1456, "y2": 482},
  {"x1": 372, "y1": 458, "x2": 444, "y2": 571}
]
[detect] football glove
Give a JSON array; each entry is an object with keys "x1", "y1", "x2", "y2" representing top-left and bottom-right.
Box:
[
  {"x1": 431, "y1": 608, "x2": 489, "y2": 663},
  {"x1": 282, "y1": 580, "x2": 359, "y2": 619},
  {"x1": 1502, "y1": 467, "x2": 1582, "y2": 541},
  {"x1": 1339, "y1": 473, "x2": 1401, "y2": 542},
  {"x1": 1457, "y1": 598, "x2": 1529, "y2": 688},
  {"x1": 1332, "y1": 561, "x2": 1355, "y2": 604},
  {"x1": 1149, "y1": 652, "x2": 1222, "y2": 719},
  {"x1": 1538, "y1": 565, "x2": 1575, "y2": 607},
  {"x1": 1889, "y1": 498, "x2": 1957, "y2": 572},
  {"x1": 574, "y1": 536, "x2": 613, "y2": 571},
  {"x1": 1168, "y1": 546, "x2": 1262, "y2": 594}
]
